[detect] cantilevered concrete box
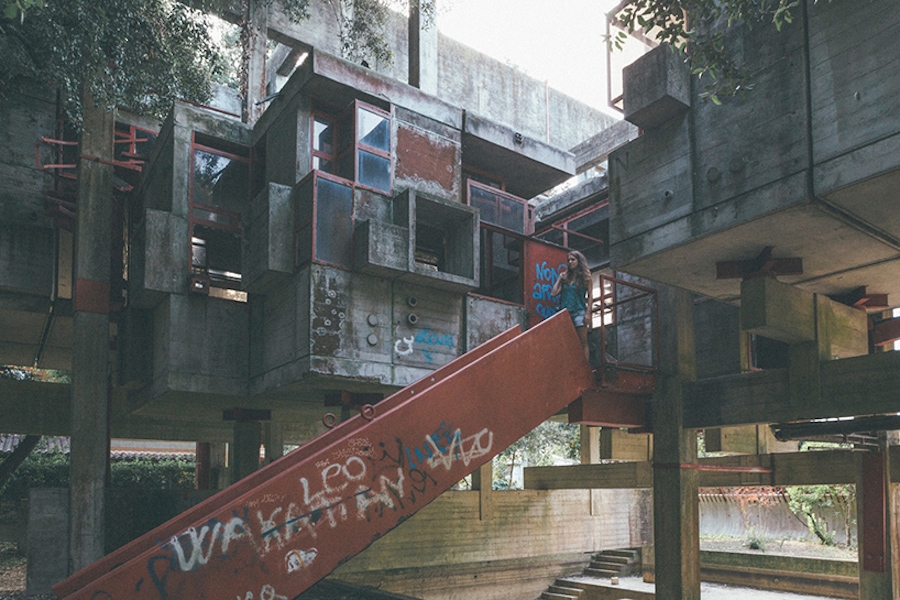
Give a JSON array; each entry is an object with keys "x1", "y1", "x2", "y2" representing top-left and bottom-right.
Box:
[
  {"x1": 623, "y1": 43, "x2": 690, "y2": 130},
  {"x1": 243, "y1": 182, "x2": 293, "y2": 294},
  {"x1": 393, "y1": 188, "x2": 479, "y2": 292},
  {"x1": 610, "y1": 0, "x2": 900, "y2": 307}
]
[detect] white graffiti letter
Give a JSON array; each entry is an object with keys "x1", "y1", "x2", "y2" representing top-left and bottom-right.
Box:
[
  {"x1": 394, "y1": 336, "x2": 414, "y2": 356},
  {"x1": 171, "y1": 523, "x2": 221, "y2": 571}
]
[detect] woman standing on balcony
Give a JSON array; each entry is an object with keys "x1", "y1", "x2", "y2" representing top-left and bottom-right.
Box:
[{"x1": 551, "y1": 250, "x2": 592, "y2": 361}]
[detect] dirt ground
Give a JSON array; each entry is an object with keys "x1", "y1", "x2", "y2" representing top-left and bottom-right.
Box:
[{"x1": 700, "y1": 535, "x2": 857, "y2": 561}]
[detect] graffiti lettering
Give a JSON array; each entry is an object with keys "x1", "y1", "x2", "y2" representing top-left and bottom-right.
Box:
[
  {"x1": 285, "y1": 548, "x2": 318, "y2": 573},
  {"x1": 414, "y1": 326, "x2": 455, "y2": 349},
  {"x1": 426, "y1": 427, "x2": 493, "y2": 470},
  {"x1": 394, "y1": 336, "x2": 414, "y2": 356},
  {"x1": 170, "y1": 516, "x2": 248, "y2": 572}
]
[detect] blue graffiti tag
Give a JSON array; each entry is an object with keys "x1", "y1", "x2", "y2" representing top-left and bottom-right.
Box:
[
  {"x1": 404, "y1": 422, "x2": 456, "y2": 470},
  {"x1": 532, "y1": 260, "x2": 566, "y2": 320},
  {"x1": 414, "y1": 326, "x2": 455, "y2": 349}
]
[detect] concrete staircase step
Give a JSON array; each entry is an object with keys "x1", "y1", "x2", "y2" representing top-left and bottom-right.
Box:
[
  {"x1": 593, "y1": 555, "x2": 629, "y2": 565},
  {"x1": 583, "y1": 567, "x2": 619, "y2": 578},
  {"x1": 604, "y1": 549, "x2": 639, "y2": 559},
  {"x1": 540, "y1": 592, "x2": 579, "y2": 600},
  {"x1": 548, "y1": 584, "x2": 583, "y2": 596},
  {"x1": 590, "y1": 560, "x2": 626, "y2": 570}
]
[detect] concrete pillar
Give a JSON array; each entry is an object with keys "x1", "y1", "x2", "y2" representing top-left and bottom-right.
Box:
[
  {"x1": 857, "y1": 443, "x2": 895, "y2": 600},
  {"x1": 471, "y1": 461, "x2": 493, "y2": 520},
  {"x1": 580, "y1": 425, "x2": 599, "y2": 464},
  {"x1": 210, "y1": 442, "x2": 229, "y2": 489},
  {"x1": 407, "y1": 0, "x2": 438, "y2": 94},
  {"x1": 69, "y1": 90, "x2": 114, "y2": 573},
  {"x1": 232, "y1": 420, "x2": 262, "y2": 481},
  {"x1": 651, "y1": 286, "x2": 700, "y2": 600},
  {"x1": 243, "y1": 0, "x2": 269, "y2": 124},
  {"x1": 263, "y1": 421, "x2": 284, "y2": 464},
  {"x1": 195, "y1": 442, "x2": 211, "y2": 490}
]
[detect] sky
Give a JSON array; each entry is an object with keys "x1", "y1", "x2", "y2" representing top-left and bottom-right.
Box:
[{"x1": 437, "y1": 0, "x2": 622, "y2": 113}]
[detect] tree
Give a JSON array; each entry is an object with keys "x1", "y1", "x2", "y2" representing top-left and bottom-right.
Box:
[
  {"x1": 494, "y1": 422, "x2": 579, "y2": 490},
  {"x1": 610, "y1": 0, "x2": 833, "y2": 103},
  {"x1": 785, "y1": 484, "x2": 856, "y2": 546},
  {"x1": 0, "y1": 0, "x2": 435, "y2": 124}
]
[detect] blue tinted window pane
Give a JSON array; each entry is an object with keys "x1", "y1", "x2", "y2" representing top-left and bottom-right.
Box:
[
  {"x1": 358, "y1": 108, "x2": 390, "y2": 151},
  {"x1": 469, "y1": 186, "x2": 498, "y2": 227},
  {"x1": 192, "y1": 148, "x2": 248, "y2": 212},
  {"x1": 499, "y1": 196, "x2": 525, "y2": 233},
  {"x1": 358, "y1": 150, "x2": 391, "y2": 193},
  {"x1": 336, "y1": 152, "x2": 355, "y2": 182},
  {"x1": 315, "y1": 178, "x2": 354, "y2": 267}
]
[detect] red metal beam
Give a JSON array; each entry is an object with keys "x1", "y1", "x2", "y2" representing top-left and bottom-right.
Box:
[
  {"x1": 55, "y1": 325, "x2": 524, "y2": 598},
  {"x1": 57, "y1": 313, "x2": 594, "y2": 600},
  {"x1": 861, "y1": 451, "x2": 887, "y2": 573},
  {"x1": 872, "y1": 317, "x2": 900, "y2": 346}
]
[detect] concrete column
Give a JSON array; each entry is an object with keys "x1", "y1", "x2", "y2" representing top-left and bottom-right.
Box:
[
  {"x1": 69, "y1": 90, "x2": 114, "y2": 573},
  {"x1": 243, "y1": 0, "x2": 269, "y2": 124},
  {"x1": 407, "y1": 0, "x2": 438, "y2": 94},
  {"x1": 580, "y1": 425, "x2": 599, "y2": 464},
  {"x1": 857, "y1": 443, "x2": 895, "y2": 600},
  {"x1": 232, "y1": 420, "x2": 262, "y2": 481},
  {"x1": 263, "y1": 421, "x2": 284, "y2": 464},
  {"x1": 651, "y1": 286, "x2": 700, "y2": 600},
  {"x1": 195, "y1": 442, "x2": 211, "y2": 490},
  {"x1": 471, "y1": 461, "x2": 493, "y2": 520}
]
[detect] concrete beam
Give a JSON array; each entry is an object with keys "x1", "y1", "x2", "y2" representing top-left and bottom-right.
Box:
[
  {"x1": 525, "y1": 448, "x2": 900, "y2": 489},
  {"x1": 740, "y1": 277, "x2": 816, "y2": 344}
]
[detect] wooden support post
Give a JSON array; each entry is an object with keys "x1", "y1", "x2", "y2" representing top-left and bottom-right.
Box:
[
  {"x1": 652, "y1": 286, "x2": 700, "y2": 600},
  {"x1": 69, "y1": 90, "x2": 114, "y2": 573}
]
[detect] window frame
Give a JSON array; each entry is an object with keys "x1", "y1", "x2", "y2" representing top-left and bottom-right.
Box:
[
  {"x1": 534, "y1": 201, "x2": 609, "y2": 268},
  {"x1": 466, "y1": 179, "x2": 533, "y2": 235},
  {"x1": 293, "y1": 169, "x2": 356, "y2": 271},
  {"x1": 188, "y1": 133, "x2": 251, "y2": 291},
  {"x1": 476, "y1": 222, "x2": 527, "y2": 306}
]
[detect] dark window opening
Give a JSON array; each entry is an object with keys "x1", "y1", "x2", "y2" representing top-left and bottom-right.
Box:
[
  {"x1": 190, "y1": 134, "x2": 250, "y2": 298},
  {"x1": 750, "y1": 334, "x2": 790, "y2": 370},
  {"x1": 467, "y1": 180, "x2": 530, "y2": 235},
  {"x1": 479, "y1": 226, "x2": 523, "y2": 304},
  {"x1": 535, "y1": 202, "x2": 610, "y2": 269}
]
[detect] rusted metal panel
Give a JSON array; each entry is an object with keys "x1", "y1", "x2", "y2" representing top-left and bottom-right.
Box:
[
  {"x1": 395, "y1": 123, "x2": 460, "y2": 198},
  {"x1": 861, "y1": 451, "x2": 887, "y2": 573},
  {"x1": 523, "y1": 240, "x2": 568, "y2": 328},
  {"x1": 57, "y1": 312, "x2": 593, "y2": 600}
]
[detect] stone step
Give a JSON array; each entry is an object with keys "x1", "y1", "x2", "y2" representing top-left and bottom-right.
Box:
[
  {"x1": 548, "y1": 584, "x2": 583, "y2": 596},
  {"x1": 593, "y1": 554, "x2": 629, "y2": 565},
  {"x1": 590, "y1": 560, "x2": 626, "y2": 571},
  {"x1": 540, "y1": 592, "x2": 579, "y2": 600},
  {"x1": 583, "y1": 567, "x2": 619, "y2": 578},
  {"x1": 603, "y1": 548, "x2": 639, "y2": 559}
]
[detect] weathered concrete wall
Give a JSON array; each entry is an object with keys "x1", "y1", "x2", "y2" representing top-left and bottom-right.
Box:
[
  {"x1": 335, "y1": 488, "x2": 651, "y2": 600},
  {"x1": 0, "y1": 86, "x2": 57, "y2": 228},
  {"x1": 609, "y1": 0, "x2": 900, "y2": 305},
  {"x1": 0, "y1": 223, "x2": 54, "y2": 296},
  {"x1": 465, "y1": 294, "x2": 525, "y2": 351},
  {"x1": 26, "y1": 488, "x2": 69, "y2": 595},
  {"x1": 694, "y1": 299, "x2": 742, "y2": 378},
  {"x1": 394, "y1": 105, "x2": 462, "y2": 201}
]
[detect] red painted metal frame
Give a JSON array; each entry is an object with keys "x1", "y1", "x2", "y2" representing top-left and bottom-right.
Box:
[
  {"x1": 292, "y1": 169, "x2": 356, "y2": 271},
  {"x1": 595, "y1": 274, "x2": 659, "y2": 373},
  {"x1": 466, "y1": 179, "x2": 531, "y2": 234},
  {"x1": 56, "y1": 313, "x2": 594, "y2": 600}
]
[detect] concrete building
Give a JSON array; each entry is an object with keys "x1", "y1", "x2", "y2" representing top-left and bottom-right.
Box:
[{"x1": 2, "y1": 0, "x2": 899, "y2": 598}]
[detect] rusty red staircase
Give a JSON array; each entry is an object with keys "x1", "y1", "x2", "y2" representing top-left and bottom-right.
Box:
[{"x1": 54, "y1": 311, "x2": 598, "y2": 600}]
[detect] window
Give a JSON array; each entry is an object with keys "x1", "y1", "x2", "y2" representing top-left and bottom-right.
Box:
[
  {"x1": 466, "y1": 180, "x2": 532, "y2": 235},
  {"x1": 310, "y1": 100, "x2": 392, "y2": 195},
  {"x1": 535, "y1": 202, "x2": 609, "y2": 269},
  {"x1": 293, "y1": 171, "x2": 354, "y2": 270},
  {"x1": 478, "y1": 226, "x2": 523, "y2": 304},
  {"x1": 190, "y1": 134, "x2": 250, "y2": 298}
]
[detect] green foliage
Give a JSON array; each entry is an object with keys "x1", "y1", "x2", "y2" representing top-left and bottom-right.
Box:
[
  {"x1": 785, "y1": 484, "x2": 855, "y2": 546},
  {"x1": 742, "y1": 526, "x2": 768, "y2": 551},
  {"x1": 3, "y1": 0, "x2": 43, "y2": 20},
  {"x1": 0, "y1": 365, "x2": 71, "y2": 383},
  {"x1": 0, "y1": 451, "x2": 69, "y2": 501},
  {"x1": 110, "y1": 457, "x2": 196, "y2": 489},
  {"x1": 493, "y1": 421, "x2": 579, "y2": 490},
  {"x1": 0, "y1": 0, "x2": 223, "y2": 123},
  {"x1": 610, "y1": 0, "x2": 834, "y2": 103}
]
